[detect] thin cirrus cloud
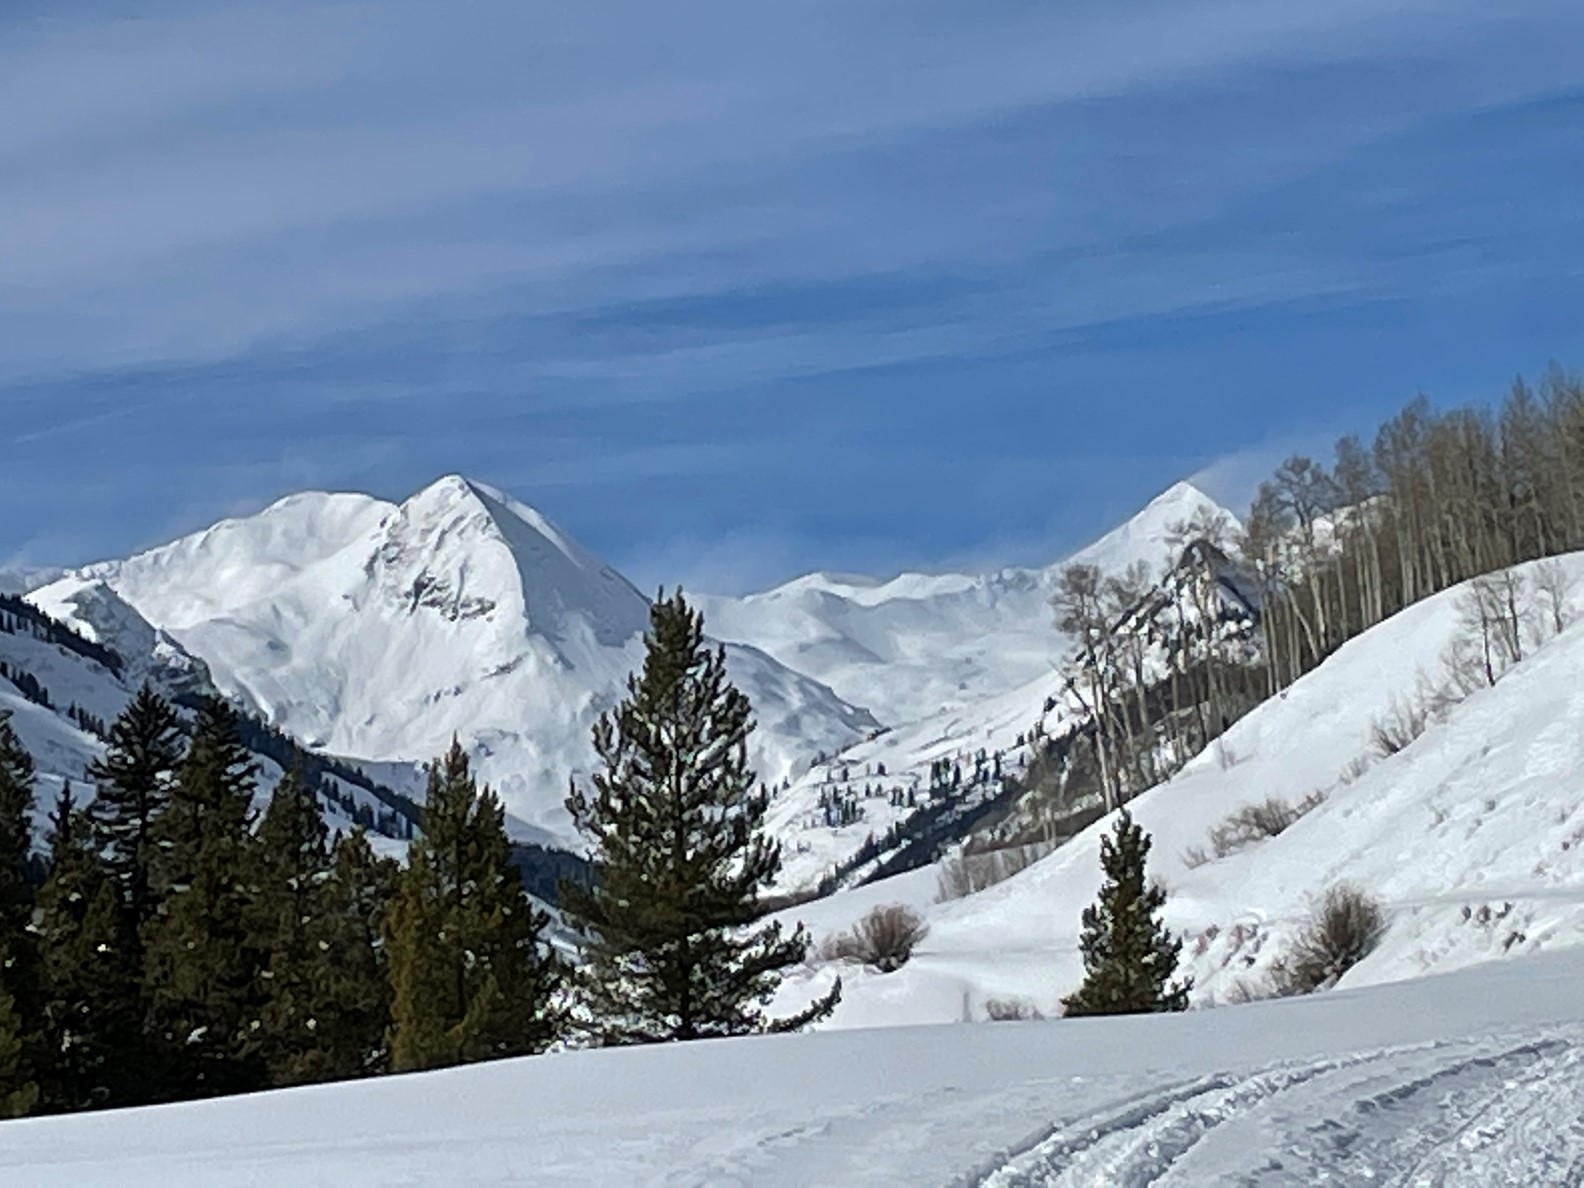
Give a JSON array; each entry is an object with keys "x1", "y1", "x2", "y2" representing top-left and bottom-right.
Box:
[{"x1": 2, "y1": 0, "x2": 1584, "y2": 589}]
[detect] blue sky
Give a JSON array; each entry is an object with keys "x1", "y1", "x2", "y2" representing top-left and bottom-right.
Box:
[{"x1": 3, "y1": 0, "x2": 1584, "y2": 593}]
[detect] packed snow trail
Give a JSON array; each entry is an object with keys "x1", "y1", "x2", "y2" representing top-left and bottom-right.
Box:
[
  {"x1": 978, "y1": 1032, "x2": 1584, "y2": 1186},
  {"x1": 2, "y1": 951, "x2": 1582, "y2": 1186}
]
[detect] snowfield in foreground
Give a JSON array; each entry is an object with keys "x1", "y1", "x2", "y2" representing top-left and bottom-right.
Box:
[{"x1": 1, "y1": 950, "x2": 1581, "y2": 1186}]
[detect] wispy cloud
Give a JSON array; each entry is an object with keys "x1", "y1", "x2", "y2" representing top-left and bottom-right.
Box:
[{"x1": 3, "y1": 0, "x2": 1584, "y2": 583}]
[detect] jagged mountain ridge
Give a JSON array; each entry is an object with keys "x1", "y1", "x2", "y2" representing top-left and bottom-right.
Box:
[{"x1": 34, "y1": 477, "x2": 878, "y2": 843}]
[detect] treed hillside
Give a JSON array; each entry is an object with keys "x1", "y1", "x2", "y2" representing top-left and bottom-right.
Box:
[{"x1": 765, "y1": 368, "x2": 1584, "y2": 898}]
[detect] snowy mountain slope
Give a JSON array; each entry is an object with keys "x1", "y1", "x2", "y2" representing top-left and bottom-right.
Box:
[
  {"x1": 762, "y1": 536, "x2": 1260, "y2": 895},
  {"x1": 1, "y1": 949, "x2": 1580, "y2": 1186},
  {"x1": 28, "y1": 579, "x2": 216, "y2": 700},
  {"x1": 0, "y1": 595, "x2": 405, "y2": 853},
  {"x1": 696, "y1": 481, "x2": 1234, "y2": 726},
  {"x1": 768, "y1": 554, "x2": 1584, "y2": 1029},
  {"x1": 34, "y1": 477, "x2": 876, "y2": 843}
]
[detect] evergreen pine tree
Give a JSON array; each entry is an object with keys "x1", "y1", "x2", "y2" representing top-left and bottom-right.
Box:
[
  {"x1": 563, "y1": 590, "x2": 839, "y2": 1045},
  {"x1": 87, "y1": 684, "x2": 183, "y2": 940},
  {"x1": 386, "y1": 741, "x2": 561, "y2": 1072},
  {"x1": 1061, "y1": 809, "x2": 1190, "y2": 1017},
  {"x1": 254, "y1": 772, "x2": 395, "y2": 1086},
  {"x1": 0, "y1": 709, "x2": 36, "y2": 957},
  {"x1": 316, "y1": 826, "x2": 397, "y2": 1080},
  {"x1": 34, "y1": 785, "x2": 144, "y2": 1111},
  {"x1": 253, "y1": 766, "x2": 334, "y2": 1086},
  {"x1": 0, "y1": 981, "x2": 37, "y2": 1118},
  {"x1": 0, "y1": 711, "x2": 39, "y2": 1089},
  {"x1": 141, "y1": 697, "x2": 267, "y2": 1099}
]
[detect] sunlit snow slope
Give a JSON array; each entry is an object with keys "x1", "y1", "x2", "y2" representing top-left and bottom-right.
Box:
[
  {"x1": 696, "y1": 481, "x2": 1230, "y2": 726},
  {"x1": 0, "y1": 592, "x2": 401, "y2": 855},
  {"x1": 34, "y1": 477, "x2": 876, "y2": 842},
  {"x1": 770, "y1": 555, "x2": 1584, "y2": 1029},
  {"x1": 2, "y1": 950, "x2": 1580, "y2": 1186}
]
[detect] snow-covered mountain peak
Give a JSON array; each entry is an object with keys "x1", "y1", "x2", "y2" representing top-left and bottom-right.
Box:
[
  {"x1": 27, "y1": 577, "x2": 215, "y2": 699},
  {"x1": 28, "y1": 476, "x2": 874, "y2": 841},
  {"x1": 1062, "y1": 479, "x2": 1234, "y2": 581},
  {"x1": 362, "y1": 475, "x2": 650, "y2": 647},
  {"x1": 697, "y1": 480, "x2": 1239, "y2": 725},
  {"x1": 80, "y1": 489, "x2": 393, "y2": 630}
]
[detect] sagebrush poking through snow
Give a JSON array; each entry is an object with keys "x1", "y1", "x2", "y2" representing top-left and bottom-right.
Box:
[
  {"x1": 820, "y1": 904, "x2": 928, "y2": 973},
  {"x1": 1270, "y1": 883, "x2": 1387, "y2": 997},
  {"x1": 1184, "y1": 792, "x2": 1327, "y2": 867}
]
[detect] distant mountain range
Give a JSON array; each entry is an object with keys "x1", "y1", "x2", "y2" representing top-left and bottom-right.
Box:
[{"x1": 11, "y1": 476, "x2": 1230, "y2": 848}]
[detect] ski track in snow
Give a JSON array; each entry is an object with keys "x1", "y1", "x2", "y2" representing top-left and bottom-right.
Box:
[{"x1": 977, "y1": 1029, "x2": 1584, "y2": 1187}]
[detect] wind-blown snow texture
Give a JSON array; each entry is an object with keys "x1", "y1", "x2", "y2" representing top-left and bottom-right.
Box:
[
  {"x1": 33, "y1": 477, "x2": 880, "y2": 842},
  {"x1": 1, "y1": 949, "x2": 1580, "y2": 1185}
]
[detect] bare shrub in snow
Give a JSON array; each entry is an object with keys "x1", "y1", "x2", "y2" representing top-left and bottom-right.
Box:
[
  {"x1": 983, "y1": 997, "x2": 1044, "y2": 1022},
  {"x1": 1181, "y1": 845, "x2": 1212, "y2": 870},
  {"x1": 1369, "y1": 698, "x2": 1430, "y2": 758},
  {"x1": 1269, "y1": 883, "x2": 1386, "y2": 996},
  {"x1": 1220, "y1": 977, "x2": 1270, "y2": 1006},
  {"x1": 1198, "y1": 792, "x2": 1327, "y2": 862},
  {"x1": 1338, "y1": 755, "x2": 1371, "y2": 786},
  {"x1": 820, "y1": 904, "x2": 928, "y2": 973}
]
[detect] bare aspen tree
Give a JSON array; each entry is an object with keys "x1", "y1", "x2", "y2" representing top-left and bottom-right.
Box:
[
  {"x1": 1457, "y1": 575, "x2": 1504, "y2": 688},
  {"x1": 1533, "y1": 558, "x2": 1570, "y2": 639},
  {"x1": 1104, "y1": 561, "x2": 1155, "y2": 788},
  {"x1": 1053, "y1": 564, "x2": 1119, "y2": 810}
]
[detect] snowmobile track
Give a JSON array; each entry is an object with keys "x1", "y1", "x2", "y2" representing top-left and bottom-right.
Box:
[{"x1": 976, "y1": 1032, "x2": 1584, "y2": 1187}]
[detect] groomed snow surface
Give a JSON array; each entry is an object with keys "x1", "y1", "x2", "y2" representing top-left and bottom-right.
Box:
[{"x1": 2, "y1": 951, "x2": 1580, "y2": 1185}]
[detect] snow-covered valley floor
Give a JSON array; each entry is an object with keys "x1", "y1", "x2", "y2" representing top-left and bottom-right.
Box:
[{"x1": 3, "y1": 949, "x2": 1581, "y2": 1186}]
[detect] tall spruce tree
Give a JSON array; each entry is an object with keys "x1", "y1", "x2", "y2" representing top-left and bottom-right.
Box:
[
  {"x1": 1062, "y1": 809, "x2": 1190, "y2": 1017},
  {"x1": 254, "y1": 771, "x2": 394, "y2": 1086},
  {"x1": 141, "y1": 698, "x2": 267, "y2": 1099},
  {"x1": 563, "y1": 590, "x2": 839, "y2": 1045},
  {"x1": 0, "y1": 711, "x2": 39, "y2": 1088},
  {"x1": 386, "y1": 741, "x2": 561, "y2": 1072},
  {"x1": 0, "y1": 710, "x2": 36, "y2": 958},
  {"x1": 253, "y1": 766, "x2": 334, "y2": 1087},
  {"x1": 87, "y1": 684, "x2": 183, "y2": 940},
  {"x1": 0, "y1": 981, "x2": 36, "y2": 1118},
  {"x1": 34, "y1": 785, "x2": 145, "y2": 1111},
  {"x1": 316, "y1": 826, "x2": 397, "y2": 1080}
]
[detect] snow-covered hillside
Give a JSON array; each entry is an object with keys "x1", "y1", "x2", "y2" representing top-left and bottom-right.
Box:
[
  {"x1": 33, "y1": 477, "x2": 876, "y2": 843},
  {"x1": 696, "y1": 481, "x2": 1231, "y2": 727},
  {"x1": 769, "y1": 555, "x2": 1584, "y2": 1029},
  {"x1": 2, "y1": 948, "x2": 1580, "y2": 1185},
  {"x1": 761, "y1": 532, "x2": 1260, "y2": 896},
  {"x1": 0, "y1": 591, "x2": 408, "y2": 855}
]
